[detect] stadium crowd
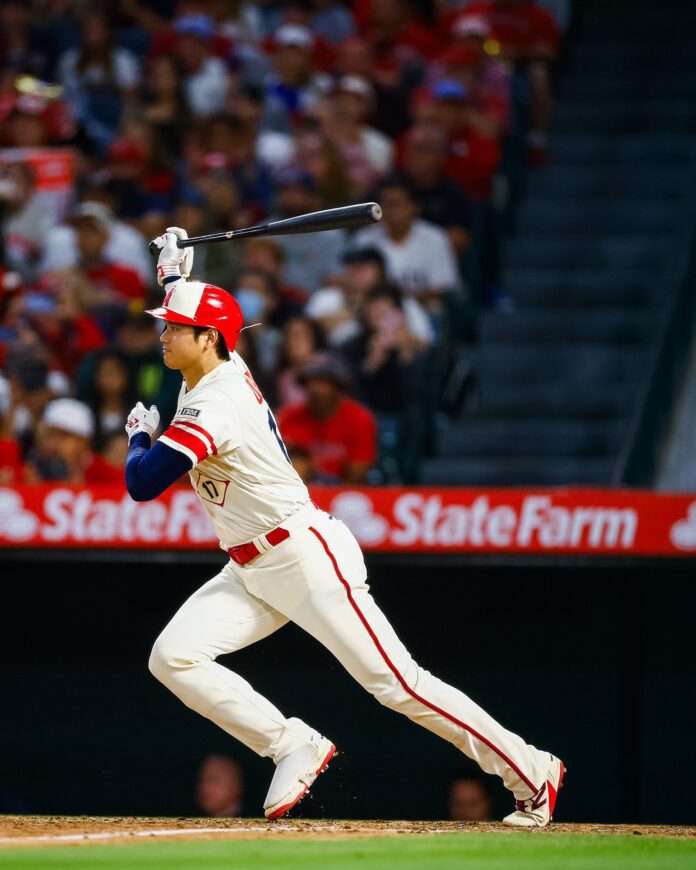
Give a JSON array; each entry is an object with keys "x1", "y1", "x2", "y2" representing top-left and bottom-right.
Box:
[{"x1": 0, "y1": 0, "x2": 568, "y2": 485}]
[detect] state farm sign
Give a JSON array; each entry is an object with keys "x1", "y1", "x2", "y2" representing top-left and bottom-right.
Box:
[{"x1": 0, "y1": 485, "x2": 695, "y2": 557}]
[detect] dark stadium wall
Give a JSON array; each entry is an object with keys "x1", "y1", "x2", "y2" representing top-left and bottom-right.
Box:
[{"x1": 0, "y1": 556, "x2": 693, "y2": 824}]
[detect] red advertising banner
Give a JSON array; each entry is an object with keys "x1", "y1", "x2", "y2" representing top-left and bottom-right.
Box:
[{"x1": 0, "y1": 485, "x2": 695, "y2": 557}]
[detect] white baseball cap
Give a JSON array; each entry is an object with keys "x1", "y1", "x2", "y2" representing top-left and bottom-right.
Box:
[
  {"x1": 336, "y1": 75, "x2": 373, "y2": 101},
  {"x1": 305, "y1": 287, "x2": 347, "y2": 319},
  {"x1": 43, "y1": 398, "x2": 94, "y2": 439},
  {"x1": 275, "y1": 24, "x2": 314, "y2": 49},
  {"x1": 452, "y1": 14, "x2": 491, "y2": 39}
]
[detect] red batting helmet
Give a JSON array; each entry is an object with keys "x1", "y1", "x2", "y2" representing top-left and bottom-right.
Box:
[{"x1": 146, "y1": 280, "x2": 243, "y2": 351}]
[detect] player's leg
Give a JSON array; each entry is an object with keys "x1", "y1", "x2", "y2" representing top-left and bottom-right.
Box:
[
  {"x1": 148, "y1": 560, "x2": 316, "y2": 761},
  {"x1": 247, "y1": 510, "x2": 549, "y2": 800}
]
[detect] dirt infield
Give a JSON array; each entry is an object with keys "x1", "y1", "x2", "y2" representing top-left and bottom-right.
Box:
[{"x1": 1, "y1": 817, "x2": 694, "y2": 848}]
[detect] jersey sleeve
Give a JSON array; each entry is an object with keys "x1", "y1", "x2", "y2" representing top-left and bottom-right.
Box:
[{"x1": 158, "y1": 389, "x2": 242, "y2": 467}]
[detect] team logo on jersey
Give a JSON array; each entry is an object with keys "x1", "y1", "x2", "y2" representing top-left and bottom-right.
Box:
[
  {"x1": 178, "y1": 407, "x2": 201, "y2": 419},
  {"x1": 195, "y1": 473, "x2": 230, "y2": 506}
]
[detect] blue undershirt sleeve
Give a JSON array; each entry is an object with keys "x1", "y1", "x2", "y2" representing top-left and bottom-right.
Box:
[{"x1": 125, "y1": 432, "x2": 193, "y2": 502}]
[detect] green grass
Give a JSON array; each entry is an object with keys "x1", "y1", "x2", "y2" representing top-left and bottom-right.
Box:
[{"x1": 2, "y1": 834, "x2": 695, "y2": 870}]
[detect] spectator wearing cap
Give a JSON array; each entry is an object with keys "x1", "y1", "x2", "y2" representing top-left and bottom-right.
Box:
[
  {"x1": 40, "y1": 200, "x2": 151, "y2": 286},
  {"x1": 401, "y1": 124, "x2": 471, "y2": 256},
  {"x1": 0, "y1": 162, "x2": 53, "y2": 283},
  {"x1": 57, "y1": 10, "x2": 141, "y2": 152},
  {"x1": 438, "y1": 15, "x2": 511, "y2": 139},
  {"x1": 277, "y1": 353, "x2": 377, "y2": 483},
  {"x1": 26, "y1": 397, "x2": 122, "y2": 484},
  {"x1": 450, "y1": 0, "x2": 560, "y2": 164},
  {"x1": 339, "y1": 246, "x2": 433, "y2": 347},
  {"x1": 430, "y1": 79, "x2": 501, "y2": 202},
  {"x1": 271, "y1": 167, "x2": 346, "y2": 294},
  {"x1": 174, "y1": 14, "x2": 229, "y2": 117},
  {"x1": 326, "y1": 75, "x2": 394, "y2": 196},
  {"x1": 352, "y1": 175, "x2": 460, "y2": 316},
  {"x1": 0, "y1": 374, "x2": 23, "y2": 484},
  {"x1": 263, "y1": 24, "x2": 332, "y2": 133}
]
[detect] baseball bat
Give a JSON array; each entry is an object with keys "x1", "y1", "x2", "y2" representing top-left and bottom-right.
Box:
[{"x1": 148, "y1": 202, "x2": 382, "y2": 255}]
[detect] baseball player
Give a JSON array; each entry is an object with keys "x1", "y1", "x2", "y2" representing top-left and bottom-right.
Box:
[{"x1": 124, "y1": 228, "x2": 565, "y2": 824}]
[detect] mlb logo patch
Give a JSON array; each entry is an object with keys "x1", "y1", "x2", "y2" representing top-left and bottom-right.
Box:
[{"x1": 178, "y1": 407, "x2": 201, "y2": 418}]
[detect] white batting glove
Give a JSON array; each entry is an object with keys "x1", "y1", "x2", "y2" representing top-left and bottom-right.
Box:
[
  {"x1": 125, "y1": 402, "x2": 160, "y2": 441},
  {"x1": 151, "y1": 226, "x2": 194, "y2": 286}
]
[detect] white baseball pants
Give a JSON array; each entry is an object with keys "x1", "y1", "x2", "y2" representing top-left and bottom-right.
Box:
[{"x1": 149, "y1": 502, "x2": 547, "y2": 798}]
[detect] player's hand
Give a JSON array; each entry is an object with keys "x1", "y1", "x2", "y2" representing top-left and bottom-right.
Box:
[
  {"x1": 125, "y1": 402, "x2": 160, "y2": 441},
  {"x1": 151, "y1": 226, "x2": 194, "y2": 286}
]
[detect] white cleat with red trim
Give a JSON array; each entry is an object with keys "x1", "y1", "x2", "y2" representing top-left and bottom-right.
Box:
[
  {"x1": 503, "y1": 754, "x2": 566, "y2": 828},
  {"x1": 264, "y1": 734, "x2": 336, "y2": 820}
]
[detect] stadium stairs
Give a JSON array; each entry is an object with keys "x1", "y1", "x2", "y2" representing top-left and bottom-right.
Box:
[{"x1": 420, "y1": 0, "x2": 696, "y2": 486}]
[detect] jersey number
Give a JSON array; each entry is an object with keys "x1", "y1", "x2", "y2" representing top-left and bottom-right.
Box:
[{"x1": 268, "y1": 409, "x2": 291, "y2": 463}]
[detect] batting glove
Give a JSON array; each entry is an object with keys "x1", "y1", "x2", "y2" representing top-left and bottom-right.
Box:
[
  {"x1": 125, "y1": 402, "x2": 160, "y2": 441},
  {"x1": 151, "y1": 226, "x2": 194, "y2": 286}
]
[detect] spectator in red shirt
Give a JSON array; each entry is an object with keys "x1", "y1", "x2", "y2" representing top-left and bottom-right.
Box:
[
  {"x1": 26, "y1": 398, "x2": 122, "y2": 485},
  {"x1": 451, "y1": 0, "x2": 560, "y2": 163},
  {"x1": 278, "y1": 353, "x2": 377, "y2": 483},
  {"x1": 0, "y1": 374, "x2": 22, "y2": 484}
]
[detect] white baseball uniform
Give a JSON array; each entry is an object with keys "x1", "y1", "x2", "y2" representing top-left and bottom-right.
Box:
[{"x1": 147, "y1": 350, "x2": 549, "y2": 800}]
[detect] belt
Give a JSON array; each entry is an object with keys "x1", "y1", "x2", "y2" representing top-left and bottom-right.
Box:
[{"x1": 227, "y1": 526, "x2": 290, "y2": 565}]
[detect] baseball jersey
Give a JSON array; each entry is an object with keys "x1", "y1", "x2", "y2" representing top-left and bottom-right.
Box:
[{"x1": 158, "y1": 352, "x2": 310, "y2": 548}]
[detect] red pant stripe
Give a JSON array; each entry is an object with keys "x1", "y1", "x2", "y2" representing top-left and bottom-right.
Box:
[{"x1": 308, "y1": 526, "x2": 538, "y2": 794}]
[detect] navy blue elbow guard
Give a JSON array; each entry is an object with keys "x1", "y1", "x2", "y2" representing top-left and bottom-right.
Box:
[{"x1": 125, "y1": 433, "x2": 193, "y2": 501}]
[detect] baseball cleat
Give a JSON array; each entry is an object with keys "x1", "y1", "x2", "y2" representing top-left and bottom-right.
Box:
[
  {"x1": 502, "y1": 753, "x2": 565, "y2": 828},
  {"x1": 263, "y1": 735, "x2": 336, "y2": 820}
]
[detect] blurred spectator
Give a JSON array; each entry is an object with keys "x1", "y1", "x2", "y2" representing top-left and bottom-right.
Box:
[
  {"x1": 0, "y1": 161, "x2": 54, "y2": 283},
  {"x1": 20, "y1": 270, "x2": 106, "y2": 377},
  {"x1": 141, "y1": 53, "x2": 192, "y2": 153},
  {"x1": 57, "y1": 10, "x2": 141, "y2": 153},
  {"x1": 305, "y1": 286, "x2": 360, "y2": 348},
  {"x1": 278, "y1": 353, "x2": 377, "y2": 483},
  {"x1": 226, "y1": 83, "x2": 296, "y2": 170},
  {"x1": 25, "y1": 398, "x2": 122, "y2": 484},
  {"x1": 0, "y1": 1, "x2": 47, "y2": 78},
  {"x1": 325, "y1": 75, "x2": 394, "y2": 196},
  {"x1": 243, "y1": 239, "x2": 308, "y2": 305},
  {"x1": 361, "y1": 0, "x2": 440, "y2": 78},
  {"x1": 449, "y1": 0, "x2": 560, "y2": 164},
  {"x1": 4, "y1": 348, "x2": 53, "y2": 458},
  {"x1": 287, "y1": 441, "x2": 339, "y2": 484},
  {"x1": 274, "y1": 315, "x2": 327, "y2": 408},
  {"x1": 401, "y1": 124, "x2": 471, "y2": 256},
  {"x1": 77, "y1": 312, "x2": 180, "y2": 428},
  {"x1": 263, "y1": 24, "x2": 332, "y2": 133},
  {"x1": 340, "y1": 282, "x2": 427, "y2": 481},
  {"x1": 41, "y1": 200, "x2": 151, "y2": 287},
  {"x1": 293, "y1": 127, "x2": 353, "y2": 210},
  {"x1": 310, "y1": 0, "x2": 357, "y2": 45},
  {"x1": 0, "y1": 374, "x2": 23, "y2": 484},
  {"x1": 448, "y1": 771, "x2": 494, "y2": 822},
  {"x1": 174, "y1": 15, "x2": 229, "y2": 117},
  {"x1": 441, "y1": 15, "x2": 511, "y2": 138},
  {"x1": 335, "y1": 37, "x2": 411, "y2": 139},
  {"x1": 339, "y1": 246, "x2": 433, "y2": 347},
  {"x1": 353, "y1": 175, "x2": 460, "y2": 314},
  {"x1": 195, "y1": 755, "x2": 245, "y2": 818},
  {"x1": 430, "y1": 79, "x2": 501, "y2": 202},
  {"x1": 272, "y1": 167, "x2": 346, "y2": 293},
  {"x1": 78, "y1": 350, "x2": 134, "y2": 452},
  {"x1": 234, "y1": 265, "x2": 303, "y2": 375}
]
